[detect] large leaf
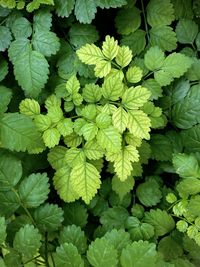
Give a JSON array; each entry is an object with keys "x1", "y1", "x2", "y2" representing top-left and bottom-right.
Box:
[{"x1": 104, "y1": 229, "x2": 131, "y2": 253}]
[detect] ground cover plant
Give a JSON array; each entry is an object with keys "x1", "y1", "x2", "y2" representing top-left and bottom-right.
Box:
[{"x1": 0, "y1": 0, "x2": 200, "y2": 266}]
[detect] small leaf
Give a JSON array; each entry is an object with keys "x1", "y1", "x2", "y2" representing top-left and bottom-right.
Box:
[
  {"x1": 94, "y1": 60, "x2": 111, "y2": 78},
  {"x1": 102, "y1": 35, "x2": 119, "y2": 60},
  {"x1": 77, "y1": 44, "x2": 104, "y2": 65},
  {"x1": 144, "y1": 46, "x2": 165, "y2": 71},
  {"x1": 112, "y1": 175, "x2": 134, "y2": 200},
  {"x1": 74, "y1": 0, "x2": 97, "y2": 24},
  {"x1": 0, "y1": 86, "x2": 12, "y2": 113},
  {"x1": 176, "y1": 19, "x2": 198, "y2": 44},
  {"x1": 11, "y1": 17, "x2": 32, "y2": 38},
  {"x1": 112, "y1": 107, "x2": 128, "y2": 133},
  {"x1": 102, "y1": 76, "x2": 124, "y2": 101},
  {"x1": 97, "y1": 126, "x2": 121, "y2": 153},
  {"x1": 55, "y1": 0, "x2": 75, "y2": 18},
  {"x1": 43, "y1": 128, "x2": 60, "y2": 148},
  {"x1": 115, "y1": 45, "x2": 132, "y2": 68},
  {"x1": 0, "y1": 26, "x2": 12, "y2": 51},
  {"x1": 19, "y1": 99, "x2": 40, "y2": 118}
]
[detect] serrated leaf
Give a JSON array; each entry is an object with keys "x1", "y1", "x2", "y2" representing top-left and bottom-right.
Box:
[
  {"x1": 74, "y1": 0, "x2": 97, "y2": 24},
  {"x1": 34, "y1": 114, "x2": 52, "y2": 132},
  {"x1": 48, "y1": 146, "x2": 68, "y2": 170},
  {"x1": 0, "y1": 56, "x2": 8, "y2": 82},
  {"x1": 43, "y1": 128, "x2": 60, "y2": 148},
  {"x1": 129, "y1": 223, "x2": 155, "y2": 241},
  {"x1": 96, "y1": 0, "x2": 127, "y2": 9},
  {"x1": 53, "y1": 165, "x2": 79, "y2": 202},
  {"x1": 70, "y1": 162, "x2": 101, "y2": 204},
  {"x1": 19, "y1": 99, "x2": 40, "y2": 118},
  {"x1": 84, "y1": 140, "x2": 105, "y2": 160},
  {"x1": 64, "y1": 132, "x2": 82, "y2": 147},
  {"x1": 87, "y1": 238, "x2": 118, "y2": 267},
  {"x1": 96, "y1": 113, "x2": 112, "y2": 129},
  {"x1": 19, "y1": 173, "x2": 50, "y2": 208},
  {"x1": 0, "y1": 86, "x2": 12, "y2": 113},
  {"x1": 176, "y1": 19, "x2": 198, "y2": 44},
  {"x1": 127, "y1": 110, "x2": 151, "y2": 140},
  {"x1": 59, "y1": 225, "x2": 87, "y2": 254},
  {"x1": 104, "y1": 229, "x2": 131, "y2": 253},
  {"x1": 102, "y1": 76, "x2": 123, "y2": 101},
  {"x1": 150, "y1": 25, "x2": 177, "y2": 52},
  {"x1": 0, "y1": 26, "x2": 12, "y2": 51},
  {"x1": 77, "y1": 44, "x2": 104, "y2": 65},
  {"x1": 115, "y1": 45, "x2": 132, "y2": 68},
  {"x1": 144, "y1": 46, "x2": 165, "y2": 71},
  {"x1": 142, "y1": 79, "x2": 162, "y2": 100},
  {"x1": 13, "y1": 224, "x2": 42, "y2": 260},
  {"x1": 97, "y1": 126, "x2": 121, "y2": 153},
  {"x1": 147, "y1": 0, "x2": 175, "y2": 27},
  {"x1": 0, "y1": 217, "x2": 6, "y2": 244},
  {"x1": 112, "y1": 175, "x2": 134, "y2": 200},
  {"x1": 55, "y1": 243, "x2": 84, "y2": 267},
  {"x1": 65, "y1": 148, "x2": 85, "y2": 167},
  {"x1": 94, "y1": 60, "x2": 111, "y2": 78},
  {"x1": 55, "y1": 0, "x2": 75, "y2": 18},
  {"x1": 0, "y1": 191, "x2": 19, "y2": 218},
  {"x1": 82, "y1": 122, "x2": 98, "y2": 141},
  {"x1": 11, "y1": 17, "x2": 32, "y2": 39},
  {"x1": 32, "y1": 30, "x2": 60, "y2": 57},
  {"x1": 57, "y1": 118, "x2": 73, "y2": 136},
  {"x1": 149, "y1": 134, "x2": 173, "y2": 161},
  {"x1": 34, "y1": 203, "x2": 64, "y2": 232},
  {"x1": 33, "y1": 9, "x2": 52, "y2": 31},
  {"x1": 181, "y1": 125, "x2": 200, "y2": 153},
  {"x1": 112, "y1": 107, "x2": 128, "y2": 133},
  {"x1": 0, "y1": 113, "x2": 44, "y2": 153},
  {"x1": 102, "y1": 35, "x2": 119, "y2": 60},
  {"x1": 63, "y1": 202, "x2": 88, "y2": 228},
  {"x1": 83, "y1": 83, "x2": 102, "y2": 103},
  {"x1": 126, "y1": 66, "x2": 143, "y2": 83}
]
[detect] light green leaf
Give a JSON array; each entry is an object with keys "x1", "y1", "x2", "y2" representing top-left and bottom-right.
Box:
[
  {"x1": 112, "y1": 107, "x2": 128, "y2": 133},
  {"x1": 144, "y1": 46, "x2": 165, "y2": 71},
  {"x1": 0, "y1": 26, "x2": 12, "y2": 51},
  {"x1": 13, "y1": 224, "x2": 42, "y2": 260},
  {"x1": 102, "y1": 76, "x2": 123, "y2": 101},
  {"x1": 126, "y1": 66, "x2": 143, "y2": 83},
  {"x1": 82, "y1": 122, "x2": 98, "y2": 141},
  {"x1": 97, "y1": 126, "x2": 121, "y2": 153},
  {"x1": 150, "y1": 25, "x2": 177, "y2": 52},
  {"x1": 32, "y1": 30, "x2": 60, "y2": 57},
  {"x1": 147, "y1": 0, "x2": 175, "y2": 27},
  {"x1": 70, "y1": 162, "x2": 101, "y2": 204},
  {"x1": 87, "y1": 238, "x2": 118, "y2": 267},
  {"x1": 11, "y1": 17, "x2": 32, "y2": 39},
  {"x1": 0, "y1": 217, "x2": 6, "y2": 245},
  {"x1": 43, "y1": 128, "x2": 60, "y2": 148},
  {"x1": 94, "y1": 60, "x2": 111, "y2": 78},
  {"x1": 84, "y1": 140, "x2": 105, "y2": 160},
  {"x1": 34, "y1": 203, "x2": 64, "y2": 232},
  {"x1": 53, "y1": 165, "x2": 79, "y2": 202},
  {"x1": 127, "y1": 110, "x2": 151, "y2": 140},
  {"x1": 112, "y1": 175, "x2": 134, "y2": 200},
  {"x1": 59, "y1": 225, "x2": 87, "y2": 254},
  {"x1": 19, "y1": 173, "x2": 50, "y2": 208},
  {"x1": 65, "y1": 148, "x2": 85, "y2": 168},
  {"x1": 74, "y1": 0, "x2": 97, "y2": 24},
  {"x1": 57, "y1": 118, "x2": 73, "y2": 136},
  {"x1": 102, "y1": 35, "x2": 119, "y2": 60},
  {"x1": 144, "y1": 209, "x2": 175, "y2": 236},
  {"x1": 64, "y1": 132, "x2": 82, "y2": 147},
  {"x1": 0, "y1": 153, "x2": 22, "y2": 191},
  {"x1": 48, "y1": 146, "x2": 68, "y2": 170},
  {"x1": 0, "y1": 113, "x2": 44, "y2": 153},
  {"x1": 19, "y1": 99, "x2": 40, "y2": 118},
  {"x1": 176, "y1": 19, "x2": 198, "y2": 44},
  {"x1": 82, "y1": 84, "x2": 102, "y2": 103},
  {"x1": 96, "y1": 113, "x2": 112, "y2": 129},
  {"x1": 115, "y1": 45, "x2": 132, "y2": 68},
  {"x1": 115, "y1": 6, "x2": 141, "y2": 35},
  {"x1": 34, "y1": 114, "x2": 52, "y2": 132},
  {"x1": 55, "y1": 243, "x2": 84, "y2": 267},
  {"x1": 77, "y1": 43, "x2": 104, "y2": 65},
  {"x1": 142, "y1": 79, "x2": 162, "y2": 100},
  {"x1": 96, "y1": 0, "x2": 127, "y2": 9},
  {"x1": 55, "y1": 0, "x2": 75, "y2": 18},
  {"x1": 0, "y1": 86, "x2": 12, "y2": 113}
]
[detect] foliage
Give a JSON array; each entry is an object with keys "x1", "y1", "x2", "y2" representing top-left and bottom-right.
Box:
[{"x1": 0, "y1": 0, "x2": 200, "y2": 266}]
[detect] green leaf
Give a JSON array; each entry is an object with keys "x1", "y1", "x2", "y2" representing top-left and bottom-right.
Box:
[
  {"x1": 158, "y1": 236, "x2": 183, "y2": 261},
  {"x1": 115, "y1": 45, "x2": 132, "y2": 68},
  {"x1": 176, "y1": 19, "x2": 198, "y2": 44},
  {"x1": 102, "y1": 76, "x2": 123, "y2": 101},
  {"x1": 69, "y1": 23, "x2": 99, "y2": 48},
  {"x1": 0, "y1": 191, "x2": 20, "y2": 218},
  {"x1": 0, "y1": 113, "x2": 44, "y2": 153},
  {"x1": 33, "y1": 9, "x2": 52, "y2": 31},
  {"x1": 70, "y1": 162, "x2": 101, "y2": 204},
  {"x1": 126, "y1": 66, "x2": 143, "y2": 83},
  {"x1": 48, "y1": 146, "x2": 68, "y2": 170},
  {"x1": 127, "y1": 110, "x2": 151, "y2": 140},
  {"x1": 181, "y1": 125, "x2": 200, "y2": 153},
  {"x1": 144, "y1": 209, "x2": 175, "y2": 236},
  {"x1": 0, "y1": 217, "x2": 6, "y2": 245},
  {"x1": 77, "y1": 44, "x2": 104, "y2": 65},
  {"x1": 11, "y1": 17, "x2": 32, "y2": 39},
  {"x1": 115, "y1": 6, "x2": 141, "y2": 35},
  {"x1": 74, "y1": 0, "x2": 97, "y2": 24},
  {"x1": 82, "y1": 84, "x2": 102, "y2": 103},
  {"x1": 13, "y1": 224, "x2": 42, "y2": 260},
  {"x1": 0, "y1": 56, "x2": 8, "y2": 82},
  {"x1": 150, "y1": 25, "x2": 177, "y2": 52},
  {"x1": 97, "y1": 126, "x2": 121, "y2": 153},
  {"x1": 19, "y1": 173, "x2": 50, "y2": 208},
  {"x1": 59, "y1": 225, "x2": 87, "y2": 254},
  {"x1": 129, "y1": 222, "x2": 155, "y2": 241},
  {"x1": 82, "y1": 122, "x2": 98, "y2": 141},
  {"x1": 142, "y1": 79, "x2": 162, "y2": 100},
  {"x1": 9, "y1": 43, "x2": 49, "y2": 98},
  {"x1": 172, "y1": 153, "x2": 200, "y2": 179},
  {"x1": 136, "y1": 179, "x2": 162, "y2": 207},
  {"x1": 0, "y1": 153, "x2": 22, "y2": 191},
  {"x1": 0, "y1": 26, "x2": 12, "y2": 51},
  {"x1": 112, "y1": 107, "x2": 128, "y2": 133},
  {"x1": 87, "y1": 238, "x2": 118, "y2": 267},
  {"x1": 65, "y1": 148, "x2": 85, "y2": 168},
  {"x1": 144, "y1": 46, "x2": 165, "y2": 71},
  {"x1": 53, "y1": 165, "x2": 79, "y2": 202},
  {"x1": 57, "y1": 118, "x2": 73, "y2": 136},
  {"x1": 94, "y1": 60, "x2": 111, "y2": 78},
  {"x1": 102, "y1": 35, "x2": 119, "y2": 60},
  {"x1": 32, "y1": 30, "x2": 60, "y2": 57},
  {"x1": 149, "y1": 134, "x2": 173, "y2": 161},
  {"x1": 34, "y1": 114, "x2": 52, "y2": 132},
  {"x1": 55, "y1": 243, "x2": 84, "y2": 267},
  {"x1": 63, "y1": 202, "x2": 88, "y2": 228},
  {"x1": 104, "y1": 229, "x2": 131, "y2": 253},
  {"x1": 19, "y1": 99, "x2": 40, "y2": 118},
  {"x1": 112, "y1": 175, "x2": 134, "y2": 200},
  {"x1": 0, "y1": 86, "x2": 12, "y2": 113},
  {"x1": 96, "y1": 0, "x2": 127, "y2": 9},
  {"x1": 84, "y1": 140, "x2": 105, "y2": 160},
  {"x1": 147, "y1": 0, "x2": 175, "y2": 27},
  {"x1": 122, "y1": 86, "x2": 151, "y2": 109},
  {"x1": 96, "y1": 113, "x2": 112, "y2": 129},
  {"x1": 34, "y1": 203, "x2": 64, "y2": 232},
  {"x1": 43, "y1": 128, "x2": 60, "y2": 148},
  {"x1": 55, "y1": 0, "x2": 75, "y2": 18}
]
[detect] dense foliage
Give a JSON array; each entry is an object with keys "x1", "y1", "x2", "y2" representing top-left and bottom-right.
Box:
[{"x1": 0, "y1": 0, "x2": 200, "y2": 266}]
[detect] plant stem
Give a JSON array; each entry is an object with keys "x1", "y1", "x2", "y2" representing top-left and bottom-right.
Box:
[{"x1": 141, "y1": 0, "x2": 150, "y2": 42}]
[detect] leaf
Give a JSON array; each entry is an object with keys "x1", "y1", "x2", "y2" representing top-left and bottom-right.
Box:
[
  {"x1": 59, "y1": 225, "x2": 87, "y2": 254},
  {"x1": 112, "y1": 175, "x2": 134, "y2": 200},
  {"x1": 53, "y1": 165, "x2": 79, "y2": 202},
  {"x1": 82, "y1": 122, "x2": 98, "y2": 141},
  {"x1": 104, "y1": 229, "x2": 131, "y2": 253},
  {"x1": 96, "y1": 0, "x2": 127, "y2": 9},
  {"x1": 127, "y1": 110, "x2": 151, "y2": 140},
  {"x1": 43, "y1": 128, "x2": 60, "y2": 148},
  {"x1": 115, "y1": 45, "x2": 132, "y2": 68},
  {"x1": 0, "y1": 113, "x2": 44, "y2": 153},
  {"x1": 129, "y1": 223, "x2": 155, "y2": 241},
  {"x1": 149, "y1": 134, "x2": 173, "y2": 161},
  {"x1": 19, "y1": 173, "x2": 50, "y2": 208},
  {"x1": 55, "y1": 0, "x2": 75, "y2": 18},
  {"x1": 77, "y1": 44, "x2": 104, "y2": 65},
  {"x1": 57, "y1": 118, "x2": 73, "y2": 136},
  {"x1": 136, "y1": 179, "x2": 162, "y2": 207},
  {"x1": 82, "y1": 84, "x2": 102, "y2": 103},
  {"x1": 122, "y1": 86, "x2": 151, "y2": 109},
  {"x1": 97, "y1": 126, "x2": 121, "y2": 153},
  {"x1": 172, "y1": 153, "x2": 200, "y2": 179},
  {"x1": 70, "y1": 162, "x2": 101, "y2": 204},
  {"x1": 176, "y1": 19, "x2": 198, "y2": 44},
  {"x1": 63, "y1": 202, "x2": 88, "y2": 228},
  {"x1": 84, "y1": 140, "x2": 105, "y2": 160},
  {"x1": 115, "y1": 6, "x2": 141, "y2": 35},
  {"x1": 147, "y1": 0, "x2": 175, "y2": 27},
  {"x1": 65, "y1": 148, "x2": 85, "y2": 167},
  {"x1": 87, "y1": 238, "x2": 118, "y2": 267},
  {"x1": 126, "y1": 66, "x2": 143, "y2": 83},
  {"x1": 0, "y1": 191, "x2": 19, "y2": 218},
  {"x1": 34, "y1": 203, "x2": 63, "y2": 232},
  {"x1": 0, "y1": 26, "x2": 12, "y2": 51},
  {"x1": 102, "y1": 76, "x2": 124, "y2": 101},
  {"x1": 150, "y1": 25, "x2": 177, "y2": 52},
  {"x1": 0, "y1": 56, "x2": 8, "y2": 82},
  {"x1": 10, "y1": 43, "x2": 49, "y2": 98},
  {"x1": 0, "y1": 86, "x2": 12, "y2": 113},
  {"x1": 144, "y1": 209, "x2": 175, "y2": 236},
  {"x1": 181, "y1": 125, "x2": 200, "y2": 153},
  {"x1": 74, "y1": 0, "x2": 97, "y2": 24},
  {"x1": 32, "y1": 30, "x2": 60, "y2": 57},
  {"x1": 69, "y1": 23, "x2": 99, "y2": 48},
  {"x1": 94, "y1": 60, "x2": 111, "y2": 78},
  {"x1": 0, "y1": 217, "x2": 6, "y2": 245},
  {"x1": 33, "y1": 9, "x2": 52, "y2": 31},
  {"x1": 19, "y1": 99, "x2": 40, "y2": 118},
  {"x1": 13, "y1": 224, "x2": 42, "y2": 260},
  {"x1": 102, "y1": 35, "x2": 119, "y2": 60},
  {"x1": 144, "y1": 46, "x2": 165, "y2": 71},
  {"x1": 112, "y1": 107, "x2": 128, "y2": 133},
  {"x1": 48, "y1": 146, "x2": 68, "y2": 170},
  {"x1": 0, "y1": 153, "x2": 22, "y2": 191},
  {"x1": 55, "y1": 243, "x2": 84, "y2": 267}
]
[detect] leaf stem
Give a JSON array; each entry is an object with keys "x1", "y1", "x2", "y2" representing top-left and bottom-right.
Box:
[{"x1": 141, "y1": 0, "x2": 150, "y2": 42}]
